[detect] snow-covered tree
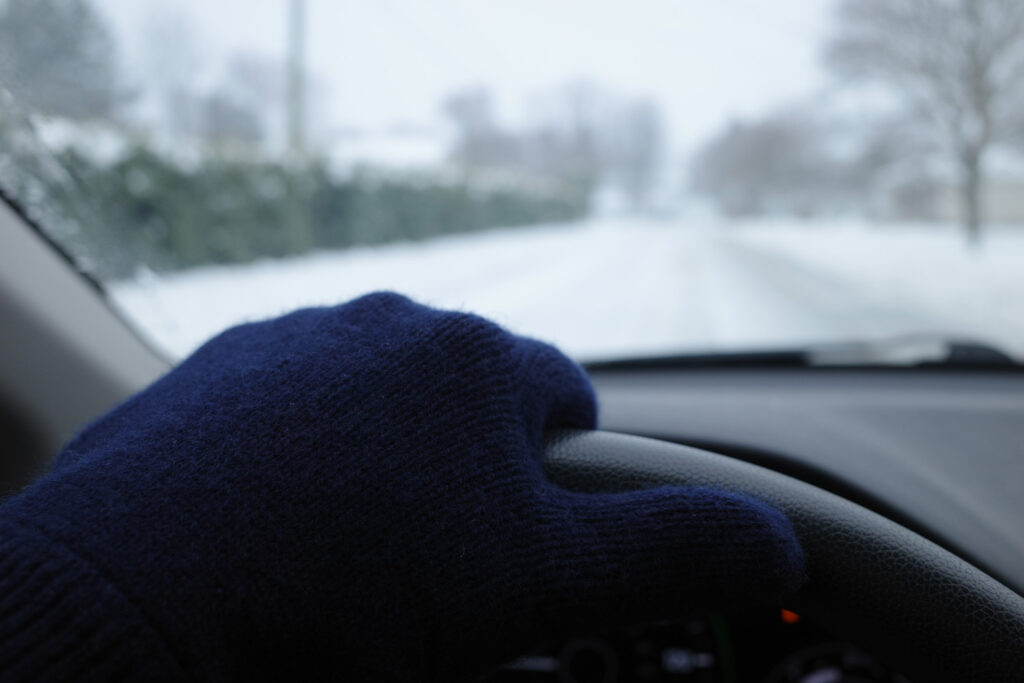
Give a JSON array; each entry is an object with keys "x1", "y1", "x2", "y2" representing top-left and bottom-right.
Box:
[
  {"x1": 0, "y1": 0, "x2": 125, "y2": 120},
  {"x1": 825, "y1": 0, "x2": 1024, "y2": 243}
]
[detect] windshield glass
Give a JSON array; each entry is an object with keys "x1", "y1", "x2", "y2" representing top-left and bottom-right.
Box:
[{"x1": 2, "y1": 0, "x2": 1023, "y2": 362}]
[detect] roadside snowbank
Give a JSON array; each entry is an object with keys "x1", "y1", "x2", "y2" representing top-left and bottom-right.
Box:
[
  {"x1": 110, "y1": 219, "x2": 1024, "y2": 361},
  {"x1": 732, "y1": 221, "x2": 1024, "y2": 357}
]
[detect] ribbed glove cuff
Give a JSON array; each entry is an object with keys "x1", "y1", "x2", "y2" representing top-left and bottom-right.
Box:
[{"x1": 0, "y1": 520, "x2": 187, "y2": 682}]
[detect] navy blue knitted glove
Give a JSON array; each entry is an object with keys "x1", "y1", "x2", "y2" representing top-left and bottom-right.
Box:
[{"x1": 0, "y1": 292, "x2": 803, "y2": 681}]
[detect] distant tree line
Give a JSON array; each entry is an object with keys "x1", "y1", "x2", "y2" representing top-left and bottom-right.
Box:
[
  {"x1": 690, "y1": 105, "x2": 914, "y2": 219},
  {"x1": 0, "y1": 0, "x2": 124, "y2": 121},
  {"x1": 827, "y1": 0, "x2": 1024, "y2": 244},
  {"x1": 0, "y1": 0, "x2": 588, "y2": 280},
  {"x1": 0, "y1": 0, "x2": 316, "y2": 154},
  {"x1": 692, "y1": 107, "x2": 858, "y2": 218},
  {"x1": 691, "y1": 0, "x2": 1024, "y2": 243},
  {"x1": 443, "y1": 83, "x2": 664, "y2": 212}
]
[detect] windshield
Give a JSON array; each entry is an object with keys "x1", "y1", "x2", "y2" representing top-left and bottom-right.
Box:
[{"x1": 2, "y1": 0, "x2": 1023, "y2": 362}]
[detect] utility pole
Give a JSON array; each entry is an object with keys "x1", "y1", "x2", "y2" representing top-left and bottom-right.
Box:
[{"x1": 287, "y1": 0, "x2": 306, "y2": 160}]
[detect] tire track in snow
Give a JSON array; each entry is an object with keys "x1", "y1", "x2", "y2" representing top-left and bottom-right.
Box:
[
  {"x1": 114, "y1": 220, "x2": 961, "y2": 361},
  {"x1": 701, "y1": 234, "x2": 944, "y2": 347},
  {"x1": 460, "y1": 225, "x2": 721, "y2": 359}
]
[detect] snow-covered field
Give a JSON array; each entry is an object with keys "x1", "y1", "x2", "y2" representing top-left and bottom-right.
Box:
[{"x1": 111, "y1": 219, "x2": 1024, "y2": 362}]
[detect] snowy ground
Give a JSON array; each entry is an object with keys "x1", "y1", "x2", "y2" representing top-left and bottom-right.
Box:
[{"x1": 111, "y1": 219, "x2": 1024, "y2": 362}]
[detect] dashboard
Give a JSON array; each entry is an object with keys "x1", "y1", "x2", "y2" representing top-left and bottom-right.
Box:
[
  {"x1": 3, "y1": 200, "x2": 1024, "y2": 680},
  {"x1": 588, "y1": 366, "x2": 1024, "y2": 597},
  {"x1": 483, "y1": 610, "x2": 908, "y2": 682},
  {"x1": 478, "y1": 365, "x2": 1024, "y2": 682}
]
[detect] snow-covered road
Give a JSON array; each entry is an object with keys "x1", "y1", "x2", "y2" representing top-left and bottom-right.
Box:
[
  {"x1": 704, "y1": 239, "x2": 941, "y2": 344},
  {"x1": 111, "y1": 219, "x2": 1024, "y2": 361}
]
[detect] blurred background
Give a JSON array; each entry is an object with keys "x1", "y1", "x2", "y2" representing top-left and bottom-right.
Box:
[{"x1": 1, "y1": 0, "x2": 1022, "y2": 361}]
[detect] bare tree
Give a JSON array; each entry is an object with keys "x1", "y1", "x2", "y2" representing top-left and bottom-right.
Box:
[
  {"x1": 692, "y1": 107, "x2": 846, "y2": 218},
  {"x1": 197, "y1": 92, "x2": 264, "y2": 148},
  {"x1": 140, "y1": 5, "x2": 205, "y2": 137},
  {"x1": 0, "y1": 0, "x2": 125, "y2": 120},
  {"x1": 825, "y1": 0, "x2": 1024, "y2": 243},
  {"x1": 224, "y1": 54, "x2": 286, "y2": 112},
  {"x1": 521, "y1": 81, "x2": 605, "y2": 195},
  {"x1": 443, "y1": 87, "x2": 520, "y2": 169},
  {"x1": 523, "y1": 81, "x2": 665, "y2": 209},
  {"x1": 604, "y1": 100, "x2": 663, "y2": 209},
  {"x1": 444, "y1": 88, "x2": 497, "y2": 140},
  {"x1": 442, "y1": 82, "x2": 666, "y2": 209},
  {"x1": 223, "y1": 51, "x2": 332, "y2": 157}
]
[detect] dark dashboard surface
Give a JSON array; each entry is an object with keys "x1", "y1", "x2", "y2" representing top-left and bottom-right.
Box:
[
  {"x1": 589, "y1": 368, "x2": 1024, "y2": 596},
  {"x1": 483, "y1": 610, "x2": 909, "y2": 682}
]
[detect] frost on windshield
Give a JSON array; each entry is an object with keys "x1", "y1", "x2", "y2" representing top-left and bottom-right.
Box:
[
  {"x1": 0, "y1": 0, "x2": 143, "y2": 280},
  {"x1": 1, "y1": 0, "x2": 1024, "y2": 361},
  {"x1": 0, "y1": 91, "x2": 95, "y2": 268}
]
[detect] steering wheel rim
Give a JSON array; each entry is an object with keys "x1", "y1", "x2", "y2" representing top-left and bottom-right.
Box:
[{"x1": 543, "y1": 430, "x2": 1024, "y2": 682}]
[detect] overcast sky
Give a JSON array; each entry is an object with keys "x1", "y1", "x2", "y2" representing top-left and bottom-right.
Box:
[{"x1": 98, "y1": 0, "x2": 835, "y2": 153}]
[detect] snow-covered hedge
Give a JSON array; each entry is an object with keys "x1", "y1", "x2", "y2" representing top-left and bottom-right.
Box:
[{"x1": 44, "y1": 145, "x2": 589, "y2": 278}]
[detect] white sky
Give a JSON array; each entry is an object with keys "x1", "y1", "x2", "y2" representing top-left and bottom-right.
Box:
[{"x1": 98, "y1": 0, "x2": 835, "y2": 154}]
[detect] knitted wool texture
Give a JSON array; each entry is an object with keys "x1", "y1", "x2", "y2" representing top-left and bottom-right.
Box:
[{"x1": 0, "y1": 292, "x2": 804, "y2": 681}]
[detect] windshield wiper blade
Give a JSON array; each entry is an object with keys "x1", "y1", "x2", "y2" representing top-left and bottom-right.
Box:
[
  {"x1": 585, "y1": 349, "x2": 812, "y2": 371},
  {"x1": 585, "y1": 335, "x2": 1020, "y2": 372},
  {"x1": 806, "y1": 334, "x2": 1018, "y2": 368}
]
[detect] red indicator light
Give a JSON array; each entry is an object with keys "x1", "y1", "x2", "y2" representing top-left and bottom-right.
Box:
[{"x1": 780, "y1": 609, "x2": 801, "y2": 624}]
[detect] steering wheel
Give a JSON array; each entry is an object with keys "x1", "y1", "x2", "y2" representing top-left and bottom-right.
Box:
[{"x1": 543, "y1": 430, "x2": 1024, "y2": 682}]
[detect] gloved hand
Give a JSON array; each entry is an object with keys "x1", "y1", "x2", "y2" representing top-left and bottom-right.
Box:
[{"x1": 0, "y1": 292, "x2": 803, "y2": 682}]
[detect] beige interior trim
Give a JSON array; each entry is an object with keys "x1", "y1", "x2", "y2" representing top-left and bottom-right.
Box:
[{"x1": 0, "y1": 199, "x2": 169, "y2": 465}]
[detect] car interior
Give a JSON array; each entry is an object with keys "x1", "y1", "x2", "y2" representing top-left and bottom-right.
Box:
[
  {"x1": 4, "y1": 1, "x2": 1024, "y2": 681},
  {"x1": 4, "y1": 188, "x2": 1024, "y2": 682}
]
